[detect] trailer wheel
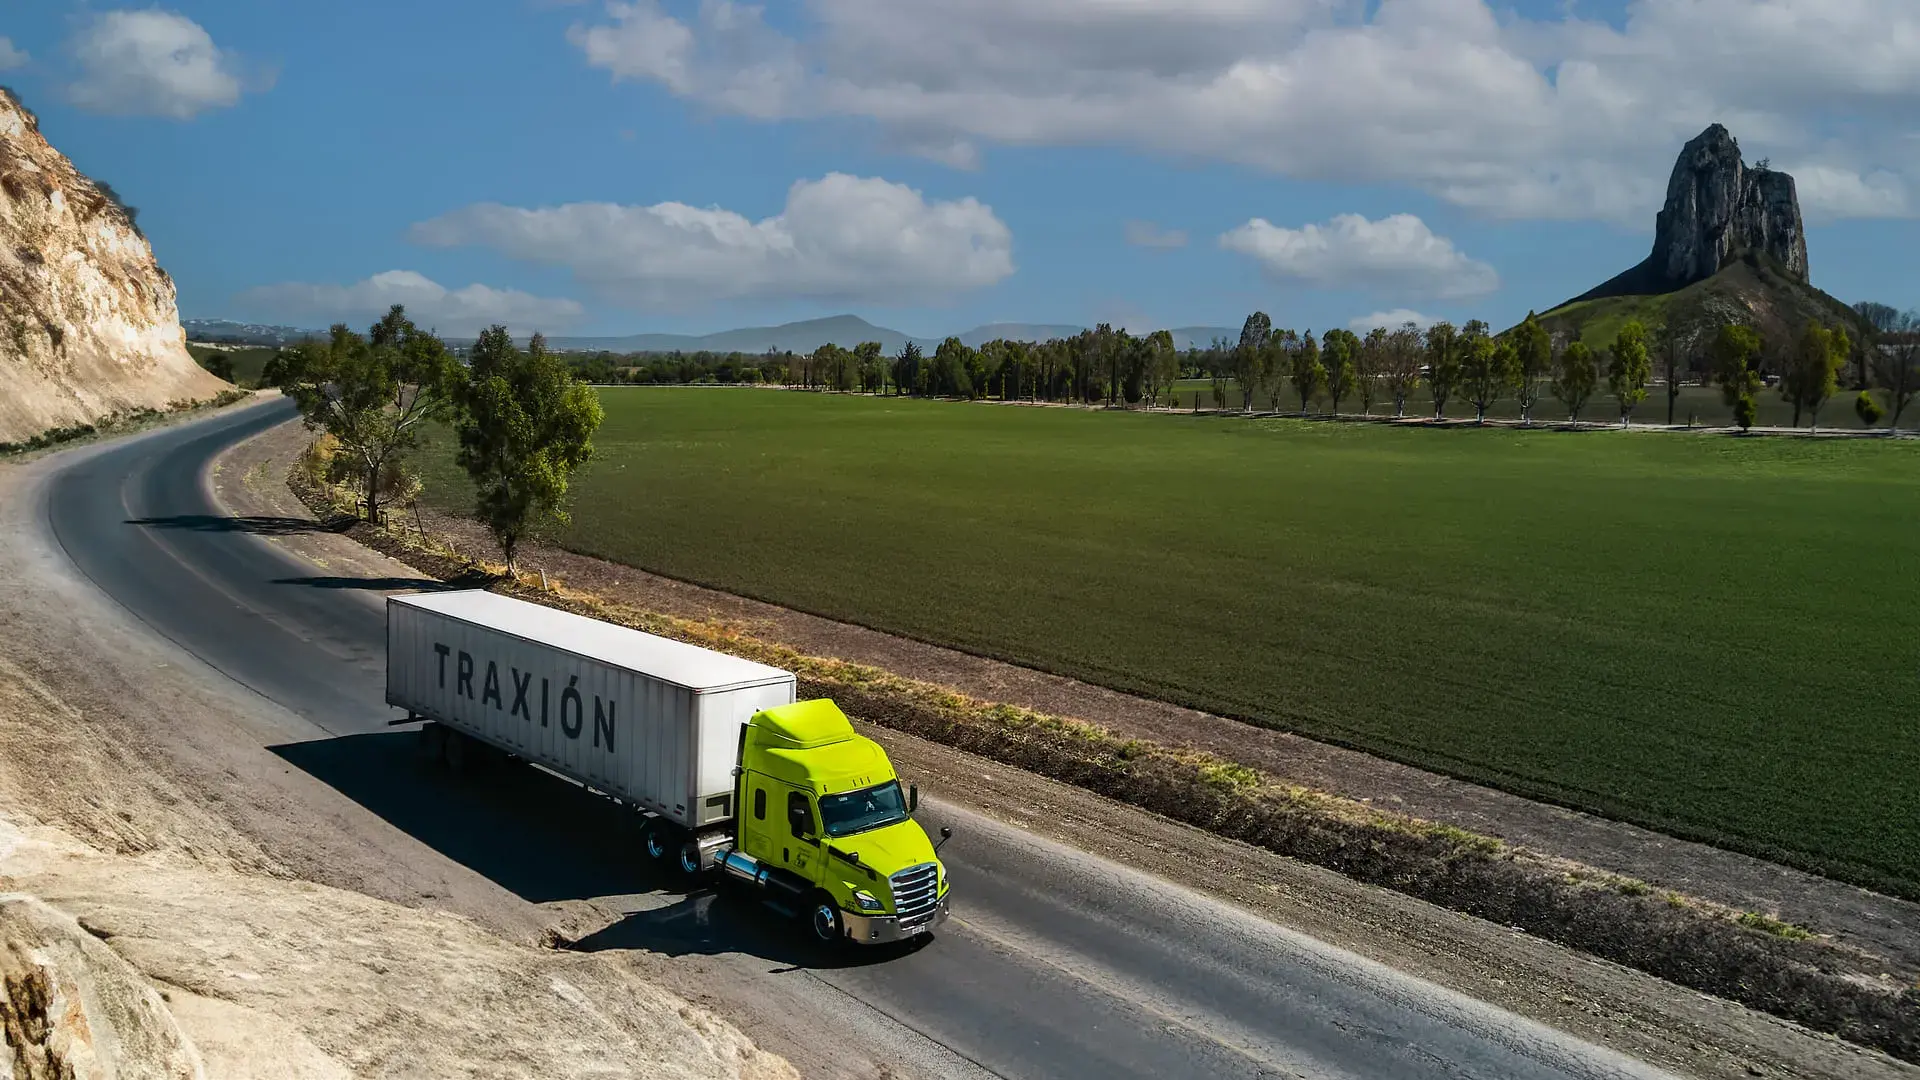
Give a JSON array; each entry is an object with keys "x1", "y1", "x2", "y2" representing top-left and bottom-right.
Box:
[
  {"x1": 642, "y1": 819, "x2": 673, "y2": 862},
  {"x1": 807, "y1": 892, "x2": 845, "y2": 946},
  {"x1": 676, "y1": 839, "x2": 708, "y2": 878}
]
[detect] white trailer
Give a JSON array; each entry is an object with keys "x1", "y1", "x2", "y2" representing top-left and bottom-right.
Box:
[{"x1": 385, "y1": 590, "x2": 796, "y2": 831}]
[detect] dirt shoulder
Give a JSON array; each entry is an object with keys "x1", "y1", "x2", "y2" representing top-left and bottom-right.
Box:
[
  {"x1": 231, "y1": 418, "x2": 1917, "y2": 1079},
  {"x1": 366, "y1": 422, "x2": 1920, "y2": 978}
]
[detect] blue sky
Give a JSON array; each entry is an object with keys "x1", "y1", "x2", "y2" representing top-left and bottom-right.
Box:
[{"x1": 3, "y1": 0, "x2": 1916, "y2": 339}]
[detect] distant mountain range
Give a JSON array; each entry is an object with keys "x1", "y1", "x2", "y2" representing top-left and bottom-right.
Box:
[{"x1": 186, "y1": 314, "x2": 1240, "y2": 354}]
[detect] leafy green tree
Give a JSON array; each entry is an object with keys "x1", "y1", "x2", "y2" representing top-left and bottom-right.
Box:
[
  {"x1": 1712, "y1": 324, "x2": 1764, "y2": 430},
  {"x1": 1262, "y1": 330, "x2": 1293, "y2": 410},
  {"x1": 1424, "y1": 321, "x2": 1460, "y2": 419},
  {"x1": 930, "y1": 336, "x2": 975, "y2": 398},
  {"x1": 853, "y1": 341, "x2": 886, "y2": 393},
  {"x1": 1384, "y1": 323, "x2": 1423, "y2": 418},
  {"x1": 1514, "y1": 312, "x2": 1552, "y2": 425},
  {"x1": 1322, "y1": 329, "x2": 1358, "y2": 416},
  {"x1": 1782, "y1": 324, "x2": 1847, "y2": 430},
  {"x1": 1235, "y1": 312, "x2": 1272, "y2": 412},
  {"x1": 264, "y1": 304, "x2": 456, "y2": 523},
  {"x1": 890, "y1": 341, "x2": 923, "y2": 396},
  {"x1": 1552, "y1": 340, "x2": 1598, "y2": 422},
  {"x1": 1356, "y1": 327, "x2": 1387, "y2": 416},
  {"x1": 1855, "y1": 390, "x2": 1886, "y2": 427},
  {"x1": 453, "y1": 328, "x2": 603, "y2": 573},
  {"x1": 1458, "y1": 320, "x2": 1510, "y2": 424},
  {"x1": 1141, "y1": 330, "x2": 1177, "y2": 408},
  {"x1": 1291, "y1": 330, "x2": 1325, "y2": 416},
  {"x1": 1608, "y1": 321, "x2": 1652, "y2": 427}
]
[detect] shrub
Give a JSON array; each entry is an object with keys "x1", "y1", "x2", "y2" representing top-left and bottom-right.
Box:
[{"x1": 1856, "y1": 391, "x2": 1886, "y2": 427}]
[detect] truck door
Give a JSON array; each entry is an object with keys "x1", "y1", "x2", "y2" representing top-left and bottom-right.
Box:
[
  {"x1": 740, "y1": 773, "x2": 777, "y2": 862},
  {"x1": 784, "y1": 788, "x2": 821, "y2": 882}
]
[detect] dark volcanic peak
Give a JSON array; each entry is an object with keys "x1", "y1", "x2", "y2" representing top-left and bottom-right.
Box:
[{"x1": 1572, "y1": 124, "x2": 1809, "y2": 304}]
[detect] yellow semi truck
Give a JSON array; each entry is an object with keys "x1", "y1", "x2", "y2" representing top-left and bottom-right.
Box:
[{"x1": 387, "y1": 589, "x2": 951, "y2": 946}]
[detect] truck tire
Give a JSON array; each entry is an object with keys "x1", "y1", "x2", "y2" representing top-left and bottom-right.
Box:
[
  {"x1": 676, "y1": 838, "x2": 707, "y2": 878},
  {"x1": 807, "y1": 892, "x2": 845, "y2": 946},
  {"x1": 642, "y1": 818, "x2": 673, "y2": 862}
]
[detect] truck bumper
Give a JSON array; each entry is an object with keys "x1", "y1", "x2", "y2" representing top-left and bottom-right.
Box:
[{"x1": 841, "y1": 895, "x2": 951, "y2": 945}]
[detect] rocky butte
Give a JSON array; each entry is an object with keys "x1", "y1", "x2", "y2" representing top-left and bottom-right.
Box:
[
  {"x1": 0, "y1": 86, "x2": 228, "y2": 444},
  {"x1": 1544, "y1": 123, "x2": 1859, "y2": 347}
]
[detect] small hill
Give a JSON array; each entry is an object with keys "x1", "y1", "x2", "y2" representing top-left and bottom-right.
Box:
[
  {"x1": 0, "y1": 87, "x2": 230, "y2": 443},
  {"x1": 1540, "y1": 124, "x2": 1862, "y2": 348},
  {"x1": 1541, "y1": 250, "x2": 1864, "y2": 351}
]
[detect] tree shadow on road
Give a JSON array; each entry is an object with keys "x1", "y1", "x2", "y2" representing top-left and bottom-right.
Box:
[
  {"x1": 271, "y1": 575, "x2": 476, "y2": 592},
  {"x1": 124, "y1": 513, "x2": 351, "y2": 536}
]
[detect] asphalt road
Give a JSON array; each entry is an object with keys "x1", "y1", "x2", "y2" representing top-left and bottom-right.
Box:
[{"x1": 41, "y1": 400, "x2": 1676, "y2": 1080}]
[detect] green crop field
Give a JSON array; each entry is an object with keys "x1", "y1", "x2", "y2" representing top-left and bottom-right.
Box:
[{"x1": 413, "y1": 389, "x2": 1920, "y2": 894}]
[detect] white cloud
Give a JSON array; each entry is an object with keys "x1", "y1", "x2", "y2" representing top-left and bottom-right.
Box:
[
  {"x1": 67, "y1": 10, "x2": 262, "y2": 120},
  {"x1": 1785, "y1": 164, "x2": 1909, "y2": 221},
  {"x1": 0, "y1": 38, "x2": 29, "y2": 72},
  {"x1": 1349, "y1": 309, "x2": 1440, "y2": 333},
  {"x1": 1124, "y1": 220, "x2": 1188, "y2": 250},
  {"x1": 236, "y1": 272, "x2": 584, "y2": 335},
  {"x1": 569, "y1": 0, "x2": 1920, "y2": 222},
  {"x1": 410, "y1": 173, "x2": 1015, "y2": 308},
  {"x1": 1221, "y1": 213, "x2": 1499, "y2": 299}
]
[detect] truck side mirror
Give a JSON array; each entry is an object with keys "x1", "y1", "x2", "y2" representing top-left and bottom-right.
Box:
[
  {"x1": 936, "y1": 826, "x2": 953, "y2": 852},
  {"x1": 909, "y1": 784, "x2": 920, "y2": 813}
]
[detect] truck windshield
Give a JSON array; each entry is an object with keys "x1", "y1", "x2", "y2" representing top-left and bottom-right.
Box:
[{"x1": 818, "y1": 782, "x2": 910, "y2": 838}]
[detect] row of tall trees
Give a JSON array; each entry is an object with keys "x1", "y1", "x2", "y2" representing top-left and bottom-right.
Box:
[{"x1": 267, "y1": 306, "x2": 603, "y2": 570}]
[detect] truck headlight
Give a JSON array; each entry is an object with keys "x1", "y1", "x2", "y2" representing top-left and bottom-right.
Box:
[{"x1": 852, "y1": 890, "x2": 884, "y2": 912}]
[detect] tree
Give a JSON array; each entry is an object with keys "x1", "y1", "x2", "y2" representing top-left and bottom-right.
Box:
[
  {"x1": 264, "y1": 304, "x2": 456, "y2": 523},
  {"x1": 1142, "y1": 330, "x2": 1177, "y2": 408},
  {"x1": 1322, "y1": 329, "x2": 1358, "y2": 417},
  {"x1": 930, "y1": 336, "x2": 975, "y2": 398},
  {"x1": 853, "y1": 341, "x2": 886, "y2": 393},
  {"x1": 1234, "y1": 312, "x2": 1271, "y2": 412},
  {"x1": 1870, "y1": 311, "x2": 1920, "y2": 430},
  {"x1": 1356, "y1": 327, "x2": 1387, "y2": 416},
  {"x1": 1263, "y1": 329, "x2": 1295, "y2": 410},
  {"x1": 1855, "y1": 390, "x2": 1886, "y2": 427},
  {"x1": 1290, "y1": 330, "x2": 1325, "y2": 415},
  {"x1": 1424, "y1": 321, "x2": 1460, "y2": 420},
  {"x1": 1608, "y1": 321, "x2": 1652, "y2": 427},
  {"x1": 1457, "y1": 320, "x2": 1510, "y2": 424},
  {"x1": 453, "y1": 327, "x2": 604, "y2": 573},
  {"x1": 1781, "y1": 323, "x2": 1847, "y2": 430},
  {"x1": 890, "y1": 341, "x2": 923, "y2": 396},
  {"x1": 1552, "y1": 340, "x2": 1598, "y2": 422},
  {"x1": 1711, "y1": 324, "x2": 1764, "y2": 431},
  {"x1": 1384, "y1": 323, "x2": 1423, "y2": 418},
  {"x1": 1513, "y1": 312, "x2": 1551, "y2": 425},
  {"x1": 1649, "y1": 314, "x2": 1700, "y2": 426}
]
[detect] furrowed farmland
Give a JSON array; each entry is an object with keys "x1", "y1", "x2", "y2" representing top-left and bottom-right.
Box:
[{"x1": 414, "y1": 389, "x2": 1920, "y2": 894}]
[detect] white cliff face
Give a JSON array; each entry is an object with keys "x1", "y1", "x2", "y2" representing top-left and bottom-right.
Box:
[
  {"x1": 1650, "y1": 124, "x2": 1810, "y2": 289},
  {"x1": 0, "y1": 87, "x2": 230, "y2": 443}
]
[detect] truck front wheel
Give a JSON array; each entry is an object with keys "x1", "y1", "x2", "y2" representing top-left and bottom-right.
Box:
[{"x1": 808, "y1": 893, "x2": 844, "y2": 946}]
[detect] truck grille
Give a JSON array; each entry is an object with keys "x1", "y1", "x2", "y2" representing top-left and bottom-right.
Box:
[{"x1": 891, "y1": 863, "x2": 940, "y2": 923}]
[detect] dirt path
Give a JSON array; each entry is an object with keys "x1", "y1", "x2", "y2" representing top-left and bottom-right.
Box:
[{"x1": 213, "y1": 417, "x2": 1920, "y2": 1080}]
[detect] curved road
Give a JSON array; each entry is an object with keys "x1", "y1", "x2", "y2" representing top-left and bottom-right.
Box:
[{"x1": 41, "y1": 400, "x2": 1673, "y2": 1080}]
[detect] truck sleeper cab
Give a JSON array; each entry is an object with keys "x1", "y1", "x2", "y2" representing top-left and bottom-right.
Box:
[{"x1": 713, "y1": 699, "x2": 950, "y2": 944}]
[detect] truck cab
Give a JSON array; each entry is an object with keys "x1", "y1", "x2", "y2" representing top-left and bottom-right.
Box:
[{"x1": 724, "y1": 700, "x2": 950, "y2": 944}]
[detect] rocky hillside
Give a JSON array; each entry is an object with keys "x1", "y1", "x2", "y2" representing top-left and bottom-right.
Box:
[
  {"x1": 0, "y1": 87, "x2": 228, "y2": 444},
  {"x1": 1541, "y1": 124, "x2": 1859, "y2": 349}
]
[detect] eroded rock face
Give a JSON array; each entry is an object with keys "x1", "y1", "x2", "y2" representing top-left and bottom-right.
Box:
[
  {"x1": 0, "y1": 87, "x2": 229, "y2": 444},
  {"x1": 1650, "y1": 124, "x2": 1809, "y2": 289}
]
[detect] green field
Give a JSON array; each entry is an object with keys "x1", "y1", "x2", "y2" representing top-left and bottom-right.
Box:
[
  {"x1": 188, "y1": 345, "x2": 277, "y2": 388},
  {"x1": 414, "y1": 390, "x2": 1920, "y2": 894}
]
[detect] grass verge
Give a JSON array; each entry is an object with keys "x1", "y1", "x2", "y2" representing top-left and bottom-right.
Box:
[{"x1": 291, "y1": 445, "x2": 1920, "y2": 1065}]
